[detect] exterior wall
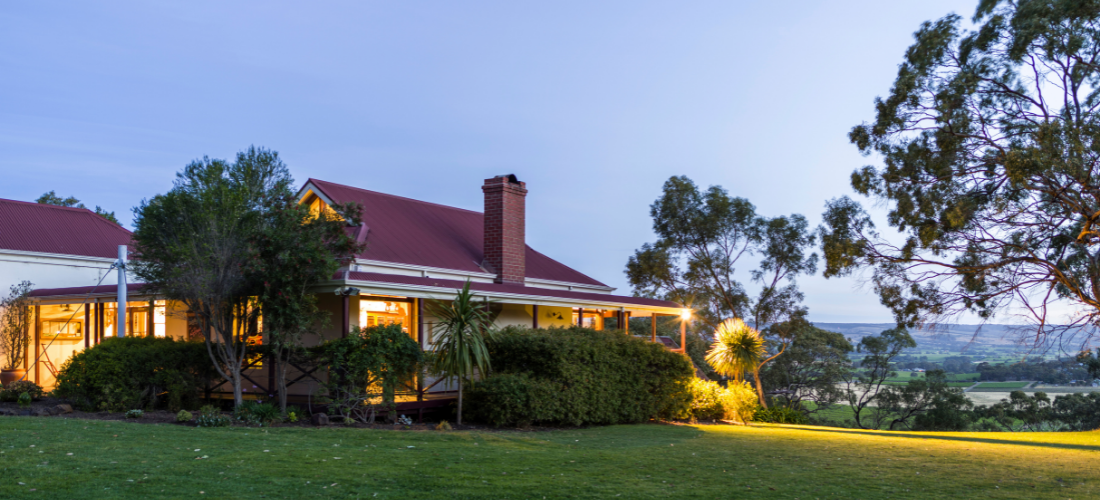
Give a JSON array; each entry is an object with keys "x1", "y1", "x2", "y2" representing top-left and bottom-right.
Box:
[
  {"x1": 536, "y1": 305, "x2": 574, "y2": 329},
  {"x1": 494, "y1": 303, "x2": 534, "y2": 328},
  {"x1": 165, "y1": 301, "x2": 189, "y2": 340}
]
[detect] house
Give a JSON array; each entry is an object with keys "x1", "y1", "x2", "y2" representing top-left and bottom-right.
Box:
[{"x1": 15, "y1": 175, "x2": 685, "y2": 401}]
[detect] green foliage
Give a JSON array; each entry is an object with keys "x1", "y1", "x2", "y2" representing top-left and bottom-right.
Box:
[
  {"x1": 685, "y1": 379, "x2": 759, "y2": 423},
  {"x1": 195, "y1": 405, "x2": 231, "y2": 428},
  {"x1": 0, "y1": 281, "x2": 32, "y2": 371},
  {"x1": 130, "y1": 147, "x2": 293, "y2": 406},
  {"x1": 176, "y1": 410, "x2": 193, "y2": 422},
  {"x1": 760, "y1": 323, "x2": 852, "y2": 412},
  {"x1": 36, "y1": 190, "x2": 120, "y2": 225},
  {"x1": 626, "y1": 175, "x2": 817, "y2": 332},
  {"x1": 52, "y1": 337, "x2": 217, "y2": 411},
  {"x1": 234, "y1": 401, "x2": 281, "y2": 427},
  {"x1": 705, "y1": 319, "x2": 764, "y2": 383},
  {"x1": 0, "y1": 380, "x2": 44, "y2": 402},
  {"x1": 466, "y1": 326, "x2": 694, "y2": 427},
  {"x1": 126, "y1": 409, "x2": 144, "y2": 419},
  {"x1": 718, "y1": 380, "x2": 760, "y2": 424},
  {"x1": 686, "y1": 379, "x2": 726, "y2": 421},
  {"x1": 1077, "y1": 349, "x2": 1100, "y2": 379},
  {"x1": 426, "y1": 280, "x2": 496, "y2": 425},
  {"x1": 844, "y1": 328, "x2": 916, "y2": 429},
  {"x1": 17, "y1": 392, "x2": 31, "y2": 408},
  {"x1": 753, "y1": 407, "x2": 808, "y2": 425},
  {"x1": 876, "y1": 370, "x2": 973, "y2": 431},
  {"x1": 980, "y1": 390, "x2": 1100, "y2": 432},
  {"x1": 312, "y1": 323, "x2": 423, "y2": 420},
  {"x1": 823, "y1": 2, "x2": 1100, "y2": 331}
]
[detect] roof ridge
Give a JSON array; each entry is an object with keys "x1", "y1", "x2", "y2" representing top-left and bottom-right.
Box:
[
  {"x1": 307, "y1": 178, "x2": 483, "y2": 215},
  {"x1": 0, "y1": 197, "x2": 101, "y2": 215}
]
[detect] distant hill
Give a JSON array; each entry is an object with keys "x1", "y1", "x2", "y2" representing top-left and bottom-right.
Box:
[{"x1": 813, "y1": 323, "x2": 1096, "y2": 355}]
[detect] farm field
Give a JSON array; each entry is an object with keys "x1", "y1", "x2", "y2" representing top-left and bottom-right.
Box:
[
  {"x1": 1, "y1": 417, "x2": 1098, "y2": 499},
  {"x1": 969, "y1": 382, "x2": 1032, "y2": 392}
]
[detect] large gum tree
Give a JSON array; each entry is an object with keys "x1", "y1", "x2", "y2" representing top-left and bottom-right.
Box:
[{"x1": 822, "y1": 0, "x2": 1100, "y2": 345}]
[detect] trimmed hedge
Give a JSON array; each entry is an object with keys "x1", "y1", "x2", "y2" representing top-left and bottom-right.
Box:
[
  {"x1": 53, "y1": 336, "x2": 217, "y2": 411},
  {"x1": 466, "y1": 326, "x2": 693, "y2": 427}
]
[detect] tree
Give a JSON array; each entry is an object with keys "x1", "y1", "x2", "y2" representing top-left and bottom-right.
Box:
[
  {"x1": 37, "y1": 190, "x2": 120, "y2": 225},
  {"x1": 0, "y1": 281, "x2": 33, "y2": 372},
  {"x1": 426, "y1": 281, "x2": 496, "y2": 426},
  {"x1": 627, "y1": 176, "x2": 818, "y2": 400},
  {"x1": 759, "y1": 322, "x2": 853, "y2": 413},
  {"x1": 843, "y1": 328, "x2": 916, "y2": 429},
  {"x1": 705, "y1": 318, "x2": 768, "y2": 405},
  {"x1": 242, "y1": 179, "x2": 364, "y2": 414},
  {"x1": 1078, "y1": 348, "x2": 1100, "y2": 379},
  {"x1": 628, "y1": 176, "x2": 817, "y2": 332},
  {"x1": 131, "y1": 147, "x2": 291, "y2": 406},
  {"x1": 822, "y1": 2, "x2": 1100, "y2": 339},
  {"x1": 875, "y1": 369, "x2": 973, "y2": 431}
]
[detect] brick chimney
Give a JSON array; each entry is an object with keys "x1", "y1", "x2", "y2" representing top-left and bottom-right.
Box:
[{"x1": 482, "y1": 174, "x2": 527, "y2": 284}]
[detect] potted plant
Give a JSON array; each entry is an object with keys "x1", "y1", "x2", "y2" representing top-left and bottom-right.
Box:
[{"x1": 0, "y1": 281, "x2": 33, "y2": 385}]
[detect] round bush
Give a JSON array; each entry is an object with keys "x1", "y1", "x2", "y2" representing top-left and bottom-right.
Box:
[{"x1": 53, "y1": 336, "x2": 217, "y2": 411}]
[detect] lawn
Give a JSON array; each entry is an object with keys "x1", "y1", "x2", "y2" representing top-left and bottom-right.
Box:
[{"x1": 1, "y1": 418, "x2": 1098, "y2": 499}]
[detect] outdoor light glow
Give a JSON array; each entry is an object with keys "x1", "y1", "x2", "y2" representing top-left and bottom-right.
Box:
[{"x1": 680, "y1": 309, "x2": 691, "y2": 320}]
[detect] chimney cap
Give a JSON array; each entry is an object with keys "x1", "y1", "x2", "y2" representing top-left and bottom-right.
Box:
[{"x1": 493, "y1": 174, "x2": 520, "y2": 184}]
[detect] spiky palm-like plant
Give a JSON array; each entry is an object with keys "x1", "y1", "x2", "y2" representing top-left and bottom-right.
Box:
[
  {"x1": 705, "y1": 318, "x2": 768, "y2": 406},
  {"x1": 426, "y1": 281, "x2": 496, "y2": 426}
]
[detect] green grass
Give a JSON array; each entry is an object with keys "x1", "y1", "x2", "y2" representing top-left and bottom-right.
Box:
[
  {"x1": 970, "y1": 382, "x2": 1031, "y2": 391},
  {"x1": 2, "y1": 418, "x2": 1098, "y2": 499}
]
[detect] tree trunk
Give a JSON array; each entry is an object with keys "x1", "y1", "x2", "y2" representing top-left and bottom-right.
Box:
[
  {"x1": 457, "y1": 377, "x2": 464, "y2": 426},
  {"x1": 752, "y1": 368, "x2": 767, "y2": 408},
  {"x1": 231, "y1": 363, "x2": 244, "y2": 407},
  {"x1": 277, "y1": 348, "x2": 289, "y2": 415}
]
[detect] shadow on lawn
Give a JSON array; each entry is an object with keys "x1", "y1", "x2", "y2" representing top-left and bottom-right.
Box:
[{"x1": 783, "y1": 425, "x2": 1100, "y2": 452}]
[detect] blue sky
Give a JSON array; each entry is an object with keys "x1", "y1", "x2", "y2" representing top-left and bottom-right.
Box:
[{"x1": 0, "y1": 1, "x2": 978, "y2": 323}]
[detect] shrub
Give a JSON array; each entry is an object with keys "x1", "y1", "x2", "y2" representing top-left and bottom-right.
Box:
[
  {"x1": 311, "y1": 324, "x2": 423, "y2": 422},
  {"x1": 720, "y1": 381, "x2": 760, "y2": 424},
  {"x1": 17, "y1": 391, "x2": 32, "y2": 408},
  {"x1": 466, "y1": 326, "x2": 694, "y2": 427},
  {"x1": 235, "y1": 401, "x2": 281, "y2": 427},
  {"x1": 0, "y1": 380, "x2": 44, "y2": 402},
  {"x1": 685, "y1": 379, "x2": 759, "y2": 423},
  {"x1": 195, "y1": 405, "x2": 231, "y2": 428},
  {"x1": 687, "y1": 379, "x2": 727, "y2": 421},
  {"x1": 753, "y1": 407, "x2": 808, "y2": 425},
  {"x1": 125, "y1": 409, "x2": 144, "y2": 419},
  {"x1": 176, "y1": 410, "x2": 193, "y2": 422},
  {"x1": 52, "y1": 337, "x2": 217, "y2": 412}
]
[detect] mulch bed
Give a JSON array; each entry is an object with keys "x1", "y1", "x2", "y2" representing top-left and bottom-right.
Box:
[{"x1": 0, "y1": 397, "x2": 487, "y2": 430}]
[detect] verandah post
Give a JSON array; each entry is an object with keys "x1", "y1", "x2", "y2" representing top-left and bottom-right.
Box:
[
  {"x1": 651, "y1": 313, "x2": 657, "y2": 343},
  {"x1": 34, "y1": 304, "x2": 41, "y2": 384},
  {"x1": 84, "y1": 303, "x2": 90, "y2": 350},
  {"x1": 532, "y1": 304, "x2": 539, "y2": 329},
  {"x1": 416, "y1": 298, "x2": 424, "y2": 402}
]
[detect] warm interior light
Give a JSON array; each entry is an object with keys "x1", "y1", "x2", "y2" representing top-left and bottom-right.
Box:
[{"x1": 680, "y1": 309, "x2": 691, "y2": 320}]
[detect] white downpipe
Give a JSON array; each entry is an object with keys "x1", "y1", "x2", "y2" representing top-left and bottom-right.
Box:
[{"x1": 117, "y1": 244, "x2": 127, "y2": 337}]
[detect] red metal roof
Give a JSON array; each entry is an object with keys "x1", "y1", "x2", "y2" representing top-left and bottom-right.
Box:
[
  {"x1": 0, "y1": 198, "x2": 131, "y2": 259},
  {"x1": 29, "y1": 283, "x2": 146, "y2": 298},
  {"x1": 306, "y1": 179, "x2": 608, "y2": 288},
  {"x1": 345, "y1": 271, "x2": 680, "y2": 309},
  {"x1": 29, "y1": 275, "x2": 680, "y2": 309}
]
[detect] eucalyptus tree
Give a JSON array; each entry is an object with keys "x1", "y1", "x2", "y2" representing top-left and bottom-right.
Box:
[
  {"x1": 426, "y1": 281, "x2": 496, "y2": 426},
  {"x1": 822, "y1": 1, "x2": 1100, "y2": 343},
  {"x1": 627, "y1": 176, "x2": 818, "y2": 391}
]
